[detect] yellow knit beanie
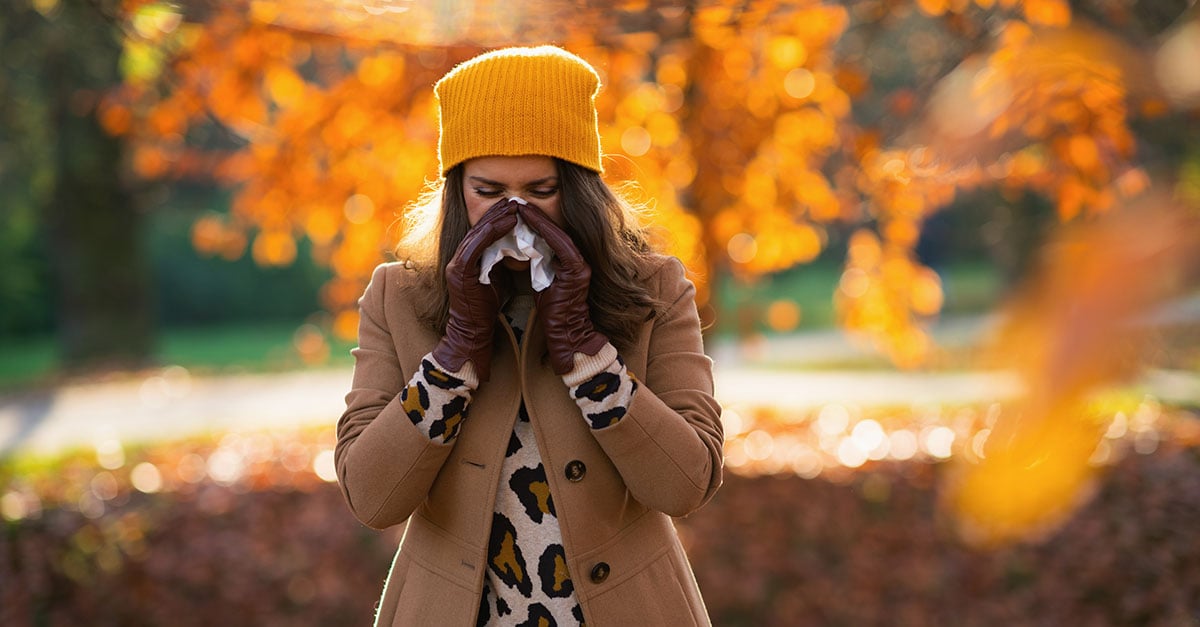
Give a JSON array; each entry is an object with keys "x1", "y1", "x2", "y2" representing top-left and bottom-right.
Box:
[{"x1": 435, "y1": 46, "x2": 603, "y2": 174}]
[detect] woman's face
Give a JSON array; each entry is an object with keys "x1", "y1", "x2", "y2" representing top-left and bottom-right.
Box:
[{"x1": 461, "y1": 155, "x2": 564, "y2": 227}]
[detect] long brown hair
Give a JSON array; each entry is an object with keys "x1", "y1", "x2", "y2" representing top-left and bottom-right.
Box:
[{"x1": 395, "y1": 160, "x2": 662, "y2": 350}]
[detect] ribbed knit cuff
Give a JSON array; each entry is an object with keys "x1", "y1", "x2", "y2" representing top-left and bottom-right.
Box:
[
  {"x1": 427, "y1": 354, "x2": 480, "y2": 391},
  {"x1": 561, "y1": 343, "x2": 618, "y2": 388}
]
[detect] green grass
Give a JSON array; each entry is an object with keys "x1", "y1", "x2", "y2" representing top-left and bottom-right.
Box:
[
  {"x1": 0, "y1": 261, "x2": 1010, "y2": 389},
  {"x1": 0, "y1": 321, "x2": 355, "y2": 391},
  {"x1": 939, "y1": 261, "x2": 1008, "y2": 315},
  {"x1": 0, "y1": 335, "x2": 59, "y2": 390},
  {"x1": 158, "y1": 322, "x2": 355, "y2": 373},
  {"x1": 712, "y1": 259, "x2": 1006, "y2": 338},
  {"x1": 712, "y1": 260, "x2": 841, "y2": 336}
]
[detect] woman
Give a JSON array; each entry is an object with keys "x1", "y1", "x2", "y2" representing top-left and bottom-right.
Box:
[{"x1": 335, "y1": 45, "x2": 723, "y2": 627}]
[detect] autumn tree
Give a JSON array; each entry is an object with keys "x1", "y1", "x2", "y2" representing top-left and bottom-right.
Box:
[
  {"x1": 4, "y1": 0, "x2": 1192, "y2": 547},
  {"x1": 97, "y1": 0, "x2": 1196, "y2": 366}
]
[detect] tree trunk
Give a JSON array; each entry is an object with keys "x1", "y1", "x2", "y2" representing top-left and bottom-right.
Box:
[{"x1": 40, "y1": 1, "x2": 156, "y2": 371}]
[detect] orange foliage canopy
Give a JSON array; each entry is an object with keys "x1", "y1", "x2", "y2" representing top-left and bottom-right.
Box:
[{"x1": 104, "y1": 0, "x2": 1187, "y2": 362}]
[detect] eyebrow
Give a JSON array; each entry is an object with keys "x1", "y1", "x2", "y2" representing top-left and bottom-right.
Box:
[{"x1": 468, "y1": 176, "x2": 559, "y2": 187}]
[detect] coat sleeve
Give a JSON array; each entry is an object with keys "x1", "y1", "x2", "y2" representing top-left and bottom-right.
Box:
[
  {"x1": 334, "y1": 264, "x2": 457, "y2": 529},
  {"x1": 589, "y1": 257, "x2": 724, "y2": 517}
]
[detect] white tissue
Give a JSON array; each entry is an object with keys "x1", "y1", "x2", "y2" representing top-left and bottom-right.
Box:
[{"x1": 479, "y1": 197, "x2": 556, "y2": 292}]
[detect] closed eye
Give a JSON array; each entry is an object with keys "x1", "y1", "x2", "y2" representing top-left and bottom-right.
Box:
[{"x1": 468, "y1": 175, "x2": 558, "y2": 200}]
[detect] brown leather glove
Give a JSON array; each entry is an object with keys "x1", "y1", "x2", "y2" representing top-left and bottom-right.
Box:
[
  {"x1": 430, "y1": 198, "x2": 519, "y2": 382},
  {"x1": 516, "y1": 202, "x2": 609, "y2": 375}
]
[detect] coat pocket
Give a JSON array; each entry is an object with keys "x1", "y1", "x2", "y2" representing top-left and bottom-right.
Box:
[
  {"x1": 388, "y1": 555, "x2": 478, "y2": 627},
  {"x1": 584, "y1": 548, "x2": 701, "y2": 627}
]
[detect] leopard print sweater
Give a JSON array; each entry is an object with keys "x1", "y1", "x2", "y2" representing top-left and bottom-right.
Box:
[{"x1": 398, "y1": 296, "x2": 637, "y2": 626}]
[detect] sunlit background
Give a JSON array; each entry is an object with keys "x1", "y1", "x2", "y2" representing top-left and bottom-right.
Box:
[{"x1": 2, "y1": 0, "x2": 1199, "y2": 624}]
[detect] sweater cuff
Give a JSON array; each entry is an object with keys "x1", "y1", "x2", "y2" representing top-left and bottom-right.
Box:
[
  {"x1": 561, "y1": 343, "x2": 619, "y2": 388},
  {"x1": 427, "y1": 354, "x2": 480, "y2": 391}
]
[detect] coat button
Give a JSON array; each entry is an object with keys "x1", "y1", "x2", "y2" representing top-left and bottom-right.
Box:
[
  {"x1": 565, "y1": 460, "x2": 587, "y2": 482},
  {"x1": 590, "y1": 562, "x2": 610, "y2": 584}
]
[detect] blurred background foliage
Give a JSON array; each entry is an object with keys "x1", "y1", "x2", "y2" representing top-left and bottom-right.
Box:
[{"x1": 3, "y1": 0, "x2": 1196, "y2": 375}]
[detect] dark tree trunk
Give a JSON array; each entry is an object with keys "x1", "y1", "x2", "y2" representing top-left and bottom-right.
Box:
[{"x1": 39, "y1": 1, "x2": 156, "y2": 370}]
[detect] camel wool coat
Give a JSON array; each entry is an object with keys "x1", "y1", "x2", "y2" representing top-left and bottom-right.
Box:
[{"x1": 335, "y1": 254, "x2": 724, "y2": 626}]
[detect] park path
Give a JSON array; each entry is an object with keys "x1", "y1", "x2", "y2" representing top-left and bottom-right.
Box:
[{"x1": 1, "y1": 307, "x2": 1197, "y2": 458}]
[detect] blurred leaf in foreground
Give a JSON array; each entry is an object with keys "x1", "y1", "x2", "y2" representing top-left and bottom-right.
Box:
[{"x1": 946, "y1": 197, "x2": 1200, "y2": 545}]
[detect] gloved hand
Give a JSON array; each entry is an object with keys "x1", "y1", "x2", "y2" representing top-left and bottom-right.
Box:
[
  {"x1": 516, "y1": 202, "x2": 609, "y2": 375},
  {"x1": 431, "y1": 199, "x2": 520, "y2": 382}
]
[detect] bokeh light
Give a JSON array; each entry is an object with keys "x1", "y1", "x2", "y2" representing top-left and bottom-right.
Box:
[{"x1": 130, "y1": 462, "x2": 163, "y2": 493}]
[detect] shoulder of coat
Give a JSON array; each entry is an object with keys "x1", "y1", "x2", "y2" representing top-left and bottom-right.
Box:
[
  {"x1": 638, "y1": 253, "x2": 692, "y2": 289},
  {"x1": 378, "y1": 260, "x2": 434, "y2": 292},
  {"x1": 638, "y1": 252, "x2": 679, "y2": 280}
]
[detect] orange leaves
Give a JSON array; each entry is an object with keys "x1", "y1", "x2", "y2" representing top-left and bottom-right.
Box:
[
  {"x1": 332, "y1": 310, "x2": 360, "y2": 342},
  {"x1": 303, "y1": 210, "x2": 339, "y2": 248},
  {"x1": 693, "y1": 5, "x2": 738, "y2": 49},
  {"x1": 859, "y1": 149, "x2": 957, "y2": 220},
  {"x1": 840, "y1": 147, "x2": 968, "y2": 366},
  {"x1": 916, "y1": 0, "x2": 1071, "y2": 25},
  {"x1": 788, "y1": 4, "x2": 850, "y2": 50},
  {"x1": 774, "y1": 109, "x2": 838, "y2": 153},
  {"x1": 131, "y1": 144, "x2": 173, "y2": 179},
  {"x1": 992, "y1": 30, "x2": 1142, "y2": 220},
  {"x1": 1064, "y1": 134, "x2": 1099, "y2": 173},
  {"x1": 990, "y1": 200, "x2": 1198, "y2": 404},
  {"x1": 97, "y1": 97, "x2": 133, "y2": 136},
  {"x1": 793, "y1": 170, "x2": 841, "y2": 221},
  {"x1": 916, "y1": 0, "x2": 951, "y2": 16},
  {"x1": 672, "y1": 0, "x2": 850, "y2": 276},
  {"x1": 835, "y1": 230, "x2": 943, "y2": 368},
  {"x1": 589, "y1": 47, "x2": 709, "y2": 279},
  {"x1": 919, "y1": 20, "x2": 1149, "y2": 230},
  {"x1": 102, "y1": 4, "x2": 466, "y2": 339},
  {"x1": 764, "y1": 299, "x2": 803, "y2": 332},
  {"x1": 191, "y1": 214, "x2": 247, "y2": 261},
  {"x1": 909, "y1": 269, "x2": 945, "y2": 317},
  {"x1": 947, "y1": 407, "x2": 1104, "y2": 547},
  {"x1": 946, "y1": 201, "x2": 1200, "y2": 545},
  {"x1": 145, "y1": 101, "x2": 187, "y2": 136},
  {"x1": 264, "y1": 64, "x2": 307, "y2": 108},
  {"x1": 252, "y1": 230, "x2": 297, "y2": 267},
  {"x1": 766, "y1": 36, "x2": 808, "y2": 70},
  {"x1": 1055, "y1": 176, "x2": 1089, "y2": 221},
  {"x1": 852, "y1": 13, "x2": 1157, "y2": 366},
  {"x1": 1022, "y1": 0, "x2": 1071, "y2": 26},
  {"x1": 327, "y1": 103, "x2": 370, "y2": 144},
  {"x1": 355, "y1": 53, "x2": 405, "y2": 88},
  {"x1": 722, "y1": 219, "x2": 824, "y2": 276},
  {"x1": 100, "y1": 0, "x2": 1187, "y2": 376}
]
